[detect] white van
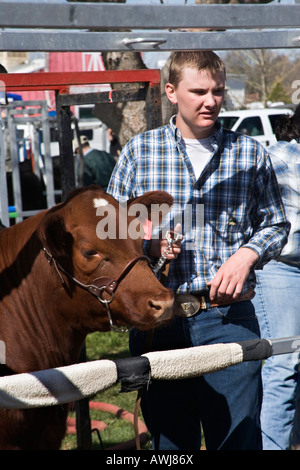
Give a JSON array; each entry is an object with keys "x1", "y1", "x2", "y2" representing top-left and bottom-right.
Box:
[{"x1": 218, "y1": 108, "x2": 293, "y2": 147}]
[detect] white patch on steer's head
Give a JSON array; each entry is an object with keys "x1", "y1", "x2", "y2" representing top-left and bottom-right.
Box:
[{"x1": 93, "y1": 198, "x2": 109, "y2": 208}]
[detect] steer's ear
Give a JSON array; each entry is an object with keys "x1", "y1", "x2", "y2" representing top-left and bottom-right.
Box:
[
  {"x1": 38, "y1": 211, "x2": 73, "y2": 260},
  {"x1": 127, "y1": 191, "x2": 174, "y2": 235},
  {"x1": 130, "y1": 191, "x2": 173, "y2": 209}
]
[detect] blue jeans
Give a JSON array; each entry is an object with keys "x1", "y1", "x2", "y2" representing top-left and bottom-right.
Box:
[
  {"x1": 253, "y1": 260, "x2": 300, "y2": 450},
  {"x1": 130, "y1": 300, "x2": 262, "y2": 450}
]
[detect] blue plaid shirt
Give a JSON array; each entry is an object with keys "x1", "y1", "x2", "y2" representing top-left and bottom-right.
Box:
[
  {"x1": 107, "y1": 117, "x2": 290, "y2": 295},
  {"x1": 267, "y1": 139, "x2": 300, "y2": 266}
]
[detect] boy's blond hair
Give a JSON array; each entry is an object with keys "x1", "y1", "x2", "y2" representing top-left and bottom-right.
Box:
[{"x1": 168, "y1": 51, "x2": 226, "y2": 89}]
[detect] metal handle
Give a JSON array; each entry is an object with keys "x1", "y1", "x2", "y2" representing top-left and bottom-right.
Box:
[
  {"x1": 153, "y1": 230, "x2": 182, "y2": 274},
  {"x1": 122, "y1": 37, "x2": 167, "y2": 48}
]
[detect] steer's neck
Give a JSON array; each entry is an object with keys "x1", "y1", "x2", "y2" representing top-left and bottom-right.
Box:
[
  {"x1": 0, "y1": 228, "x2": 87, "y2": 373},
  {"x1": 22, "y1": 252, "x2": 88, "y2": 372}
]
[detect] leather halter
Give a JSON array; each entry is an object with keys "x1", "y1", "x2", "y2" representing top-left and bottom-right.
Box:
[{"x1": 43, "y1": 247, "x2": 150, "y2": 332}]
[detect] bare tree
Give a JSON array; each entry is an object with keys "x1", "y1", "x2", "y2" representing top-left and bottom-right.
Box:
[
  {"x1": 225, "y1": 49, "x2": 300, "y2": 106},
  {"x1": 94, "y1": 51, "x2": 149, "y2": 147}
]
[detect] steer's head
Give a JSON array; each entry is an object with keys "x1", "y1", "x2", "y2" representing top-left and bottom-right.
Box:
[{"x1": 38, "y1": 186, "x2": 175, "y2": 332}]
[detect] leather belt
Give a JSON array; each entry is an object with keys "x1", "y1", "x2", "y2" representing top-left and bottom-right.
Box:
[{"x1": 174, "y1": 289, "x2": 255, "y2": 318}]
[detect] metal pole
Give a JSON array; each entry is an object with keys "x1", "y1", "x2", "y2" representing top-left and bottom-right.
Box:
[
  {"x1": 0, "y1": 113, "x2": 9, "y2": 227},
  {"x1": 75, "y1": 344, "x2": 92, "y2": 451},
  {"x1": 7, "y1": 110, "x2": 22, "y2": 223},
  {"x1": 55, "y1": 93, "x2": 75, "y2": 201},
  {"x1": 270, "y1": 336, "x2": 300, "y2": 356},
  {"x1": 55, "y1": 95, "x2": 91, "y2": 449},
  {"x1": 32, "y1": 124, "x2": 41, "y2": 179},
  {"x1": 41, "y1": 103, "x2": 55, "y2": 208},
  {"x1": 73, "y1": 116, "x2": 84, "y2": 187},
  {"x1": 145, "y1": 81, "x2": 162, "y2": 130}
]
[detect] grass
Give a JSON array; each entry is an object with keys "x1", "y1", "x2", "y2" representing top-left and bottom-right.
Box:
[{"x1": 61, "y1": 330, "x2": 151, "y2": 450}]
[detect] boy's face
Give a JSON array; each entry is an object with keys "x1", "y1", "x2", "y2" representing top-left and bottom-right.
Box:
[{"x1": 166, "y1": 67, "x2": 225, "y2": 140}]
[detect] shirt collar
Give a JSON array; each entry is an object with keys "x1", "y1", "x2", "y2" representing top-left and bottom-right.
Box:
[{"x1": 168, "y1": 115, "x2": 223, "y2": 149}]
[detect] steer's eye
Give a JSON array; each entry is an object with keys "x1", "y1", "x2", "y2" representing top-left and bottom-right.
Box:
[{"x1": 82, "y1": 249, "x2": 98, "y2": 258}]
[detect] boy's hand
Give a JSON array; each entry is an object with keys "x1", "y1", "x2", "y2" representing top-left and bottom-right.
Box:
[
  {"x1": 150, "y1": 223, "x2": 183, "y2": 260},
  {"x1": 207, "y1": 247, "x2": 258, "y2": 302}
]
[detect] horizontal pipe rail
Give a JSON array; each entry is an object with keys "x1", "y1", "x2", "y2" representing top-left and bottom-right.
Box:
[
  {"x1": 0, "y1": 335, "x2": 299, "y2": 410},
  {"x1": 1, "y1": 3, "x2": 300, "y2": 30},
  {"x1": 0, "y1": 30, "x2": 300, "y2": 52},
  {"x1": 0, "y1": 70, "x2": 161, "y2": 93}
]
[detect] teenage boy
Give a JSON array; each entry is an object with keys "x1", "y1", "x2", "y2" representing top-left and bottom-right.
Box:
[{"x1": 107, "y1": 51, "x2": 290, "y2": 450}]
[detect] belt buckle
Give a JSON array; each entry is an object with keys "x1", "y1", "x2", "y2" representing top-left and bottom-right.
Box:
[
  {"x1": 174, "y1": 294, "x2": 205, "y2": 318},
  {"x1": 199, "y1": 295, "x2": 207, "y2": 310}
]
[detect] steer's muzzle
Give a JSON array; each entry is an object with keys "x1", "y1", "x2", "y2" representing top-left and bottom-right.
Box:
[{"x1": 148, "y1": 293, "x2": 174, "y2": 325}]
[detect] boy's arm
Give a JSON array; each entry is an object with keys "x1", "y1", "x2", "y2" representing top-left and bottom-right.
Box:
[
  {"x1": 208, "y1": 147, "x2": 290, "y2": 303},
  {"x1": 207, "y1": 247, "x2": 258, "y2": 302}
]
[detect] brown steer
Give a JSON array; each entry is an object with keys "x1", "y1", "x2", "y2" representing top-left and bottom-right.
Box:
[{"x1": 0, "y1": 186, "x2": 174, "y2": 449}]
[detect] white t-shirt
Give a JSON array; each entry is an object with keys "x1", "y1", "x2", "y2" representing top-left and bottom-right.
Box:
[{"x1": 183, "y1": 137, "x2": 214, "y2": 180}]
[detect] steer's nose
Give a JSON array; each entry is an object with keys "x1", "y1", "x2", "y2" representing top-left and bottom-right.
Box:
[{"x1": 149, "y1": 297, "x2": 174, "y2": 321}]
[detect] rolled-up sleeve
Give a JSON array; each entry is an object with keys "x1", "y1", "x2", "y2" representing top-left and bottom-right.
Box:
[{"x1": 107, "y1": 142, "x2": 136, "y2": 202}]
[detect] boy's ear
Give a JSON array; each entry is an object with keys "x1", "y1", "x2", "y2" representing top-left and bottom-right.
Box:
[{"x1": 165, "y1": 82, "x2": 177, "y2": 105}]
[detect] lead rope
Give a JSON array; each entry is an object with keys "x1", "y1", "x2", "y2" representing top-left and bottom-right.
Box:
[{"x1": 134, "y1": 230, "x2": 181, "y2": 450}]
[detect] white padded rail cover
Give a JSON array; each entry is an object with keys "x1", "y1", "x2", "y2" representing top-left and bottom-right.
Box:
[
  {"x1": 0, "y1": 339, "x2": 273, "y2": 409},
  {"x1": 143, "y1": 342, "x2": 244, "y2": 380},
  {"x1": 0, "y1": 360, "x2": 118, "y2": 409}
]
